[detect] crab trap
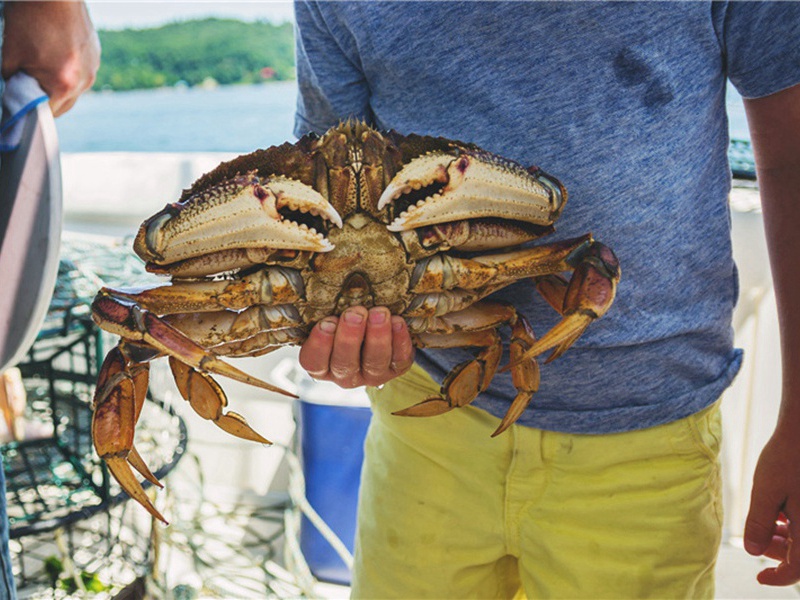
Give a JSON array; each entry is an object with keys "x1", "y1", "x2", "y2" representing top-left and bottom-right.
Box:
[{"x1": 1, "y1": 238, "x2": 187, "y2": 597}]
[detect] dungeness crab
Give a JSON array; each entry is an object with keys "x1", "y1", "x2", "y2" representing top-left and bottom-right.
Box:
[{"x1": 91, "y1": 122, "x2": 620, "y2": 522}]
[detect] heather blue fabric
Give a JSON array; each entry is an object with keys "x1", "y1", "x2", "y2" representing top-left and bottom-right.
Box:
[{"x1": 294, "y1": 1, "x2": 800, "y2": 434}]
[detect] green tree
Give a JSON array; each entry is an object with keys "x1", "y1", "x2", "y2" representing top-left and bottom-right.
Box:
[{"x1": 94, "y1": 18, "x2": 295, "y2": 91}]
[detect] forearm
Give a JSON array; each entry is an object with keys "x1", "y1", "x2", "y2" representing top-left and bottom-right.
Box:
[
  {"x1": 745, "y1": 84, "x2": 800, "y2": 424},
  {"x1": 759, "y1": 166, "x2": 800, "y2": 420},
  {"x1": 742, "y1": 84, "x2": 800, "y2": 584}
]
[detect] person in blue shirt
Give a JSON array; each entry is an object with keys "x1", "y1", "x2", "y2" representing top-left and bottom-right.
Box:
[
  {"x1": 294, "y1": 2, "x2": 800, "y2": 596},
  {"x1": 0, "y1": 2, "x2": 100, "y2": 597}
]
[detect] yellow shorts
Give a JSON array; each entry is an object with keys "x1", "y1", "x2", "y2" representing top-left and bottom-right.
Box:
[{"x1": 353, "y1": 364, "x2": 723, "y2": 599}]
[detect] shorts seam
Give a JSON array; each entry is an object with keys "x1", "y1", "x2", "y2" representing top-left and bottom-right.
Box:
[
  {"x1": 684, "y1": 409, "x2": 725, "y2": 531},
  {"x1": 504, "y1": 425, "x2": 521, "y2": 558}
]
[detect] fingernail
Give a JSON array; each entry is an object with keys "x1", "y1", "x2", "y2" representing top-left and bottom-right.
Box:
[
  {"x1": 320, "y1": 319, "x2": 337, "y2": 333},
  {"x1": 344, "y1": 310, "x2": 364, "y2": 324},
  {"x1": 369, "y1": 309, "x2": 387, "y2": 324}
]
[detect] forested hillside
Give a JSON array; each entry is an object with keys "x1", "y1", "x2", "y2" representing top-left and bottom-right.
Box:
[{"x1": 94, "y1": 18, "x2": 295, "y2": 91}]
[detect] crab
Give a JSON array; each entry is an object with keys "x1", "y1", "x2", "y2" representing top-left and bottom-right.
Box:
[{"x1": 90, "y1": 122, "x2": 620, "y2": 522}]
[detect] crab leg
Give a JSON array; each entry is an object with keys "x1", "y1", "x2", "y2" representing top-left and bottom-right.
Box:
[
  {"x1": 400, "y1": 219, "x2": 556, "y2": 257},
  {"x1": 493, "y1": 316, "x2": 540, "y2": 436},
  {"x1": 530, "y1": 274, "x2": 581, "y2": 362},
  {"x1": 145, "y1": 248, "x2": 312, "y2": 279},
  {"x1": 209, "y1": 327, "x2": 309, "y2": 358},
  {"x1": 504, "y1": 241, "x2": 621, "y2": 369},
  {"x1": 169, "y1": 358, "x2": 272, "y2": 444},
  {"x1": 409, "y1": 235, "x2": 594, "y2": 294},
  {"x1": 92, "y1": 291, "x2": 297, "y2": 398},
  {"x1": 392, "y1": 329, "x2": 502, "y2": 418},
  {"x1": 405, "y1": 299, "x2": 517, "y2": 333},
  {"x1": 401, "y1": 237, "x2": 599, "y2": 321},
  {"x1": 162, "y1": 305, "x2": 304, "y2": 348},
  {"x1": 109, "y1": 267, "x2": 305, "y2": 314},
  {"x1": 397, "y1": 303, "x2": 540, "y2": 433},
  {"x1": 92, "y1": 345, "x2": 167, "y2": 523}
]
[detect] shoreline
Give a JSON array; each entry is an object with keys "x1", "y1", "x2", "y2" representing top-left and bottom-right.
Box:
[{"x1": 89, "y1": 78, "x2": 297, "y2": 95}]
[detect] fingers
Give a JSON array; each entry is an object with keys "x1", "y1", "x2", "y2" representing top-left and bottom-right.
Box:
[
  {"x1": 744, "y1": 485, "x2": 783, "y2": 557},
  {"x1": 48, "y1": 73, "x2": 92, "y2": 117},
  {"x1": 298, "y1": 307, "x2": 414, "y2": 389},
  {"x1": 361, "y1": 308, "x2": 394, "y2": 386},
  {"x1": 390, "y1": 316, "x2": 415, "y2": 376},
  {"x1": 328, "y1": 307, "x2": 369, "y2": 387},
  {"x1": 757, "y1": 505, "x2": 800, "y2": 586},
  {"x1": 2, "y1": 1, "x2": 101, "y2": 117},
  {"x1": 298, "y1": 316, "x2": 338, "y2": 379},
  {"x1": 298, "y1": 307, "x2": 371, "y2": 387},
  {"x1": 745, "y1": 427, "x2": 800, "y2": 586}
]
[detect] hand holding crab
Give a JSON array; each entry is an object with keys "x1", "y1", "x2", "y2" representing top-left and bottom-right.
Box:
[
  {"x1": 90, "y1": 122, "x2": 620, "y2": 522},
  {"x1": 299, "y1": 306, "x2": 415, "y2": 389}
]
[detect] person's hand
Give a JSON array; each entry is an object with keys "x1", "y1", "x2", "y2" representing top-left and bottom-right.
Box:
[
  {"x1": 744, "y1": 421, "x2": 800, "y2": 585},
  {"x1": 298, "y1": 306, "x2": 415, "y2": 388},
  {"x1": 2, "y1": 1, "x2": 100, "y2": 117}
]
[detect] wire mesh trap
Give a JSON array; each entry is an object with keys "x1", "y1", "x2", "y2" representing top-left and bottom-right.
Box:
[{"x1": 1, "y1": 239, "x2": 187, "y2": 597}]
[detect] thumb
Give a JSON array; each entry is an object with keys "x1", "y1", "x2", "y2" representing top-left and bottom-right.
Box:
[{"x1": 744, "y1": 486, "x2": 783, "y2": 556}]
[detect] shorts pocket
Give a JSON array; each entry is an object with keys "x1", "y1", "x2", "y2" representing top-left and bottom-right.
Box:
[{"x1": 670, "y1": 402, "x2": 723, "y2": 461}]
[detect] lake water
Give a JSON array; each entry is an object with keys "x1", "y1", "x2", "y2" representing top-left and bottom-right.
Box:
[
  {"x1": 56, "y1": 81, "x2": 751, "y2": 154},
  {"x1": 56, "y1": 82, "x2": 299, "y2": 153}
]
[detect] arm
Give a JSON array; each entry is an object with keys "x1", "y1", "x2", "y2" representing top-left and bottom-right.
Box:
[
  {"x1": 293, "y1": 0, "x2": 373, "y2": 136},
  {"x1": 742, "y1": 81, "x2": 800, "y2": 586},
  {"x1": 1, "y1": 1, "x2": 100, "y2": 116}
]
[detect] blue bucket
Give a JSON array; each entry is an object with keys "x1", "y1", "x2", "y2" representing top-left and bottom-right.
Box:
[{"x1": 296, "y1": 398, "x2": 372, "y2": 585}]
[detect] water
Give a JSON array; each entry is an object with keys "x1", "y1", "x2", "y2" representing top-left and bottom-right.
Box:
[
  {"x1": 726, "y1": 83, "x2": 750, "y2": 141},
  {"x1": 56, "y1": 82, "x2": 298, "y2": 153},
  {"x1": 56, "y1": 81, "x2": 751, "y2": 154}
]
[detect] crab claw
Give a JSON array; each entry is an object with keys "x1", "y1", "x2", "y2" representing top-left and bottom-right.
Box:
[
  {"x1": 134, "y1": 173, "x2": 342, "y2": 266},
  {"x1": 379, "y1": 149, "x2": 565, "y2": 231}
]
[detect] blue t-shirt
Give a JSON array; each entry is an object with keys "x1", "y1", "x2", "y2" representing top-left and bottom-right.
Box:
[{"x1": 293, "y1": 1, "x2": 800, "y2": 434}]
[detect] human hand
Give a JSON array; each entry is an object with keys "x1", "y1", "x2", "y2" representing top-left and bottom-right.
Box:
[
  {"x1": 2, "y1": 1, "x2": 101, "y2": 117},
  {"x1": 744, "y1": 423, "x2": 800, "y2": 585},
  {"x1": 298, "y1": 306, "x2": 415, "y2": 389}
]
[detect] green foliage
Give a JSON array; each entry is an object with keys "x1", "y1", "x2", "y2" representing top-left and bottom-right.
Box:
[
  {"x1": 44, "y1": 556, "x2": 112, "y2": 594},
  {"x1": 95, "y1": 18, "x2": 295, "y2": 91}
]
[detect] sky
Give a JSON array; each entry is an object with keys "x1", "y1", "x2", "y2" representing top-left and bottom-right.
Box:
[{"x1": 86, "y1": 1, "x2": 295, "y2": 30}]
